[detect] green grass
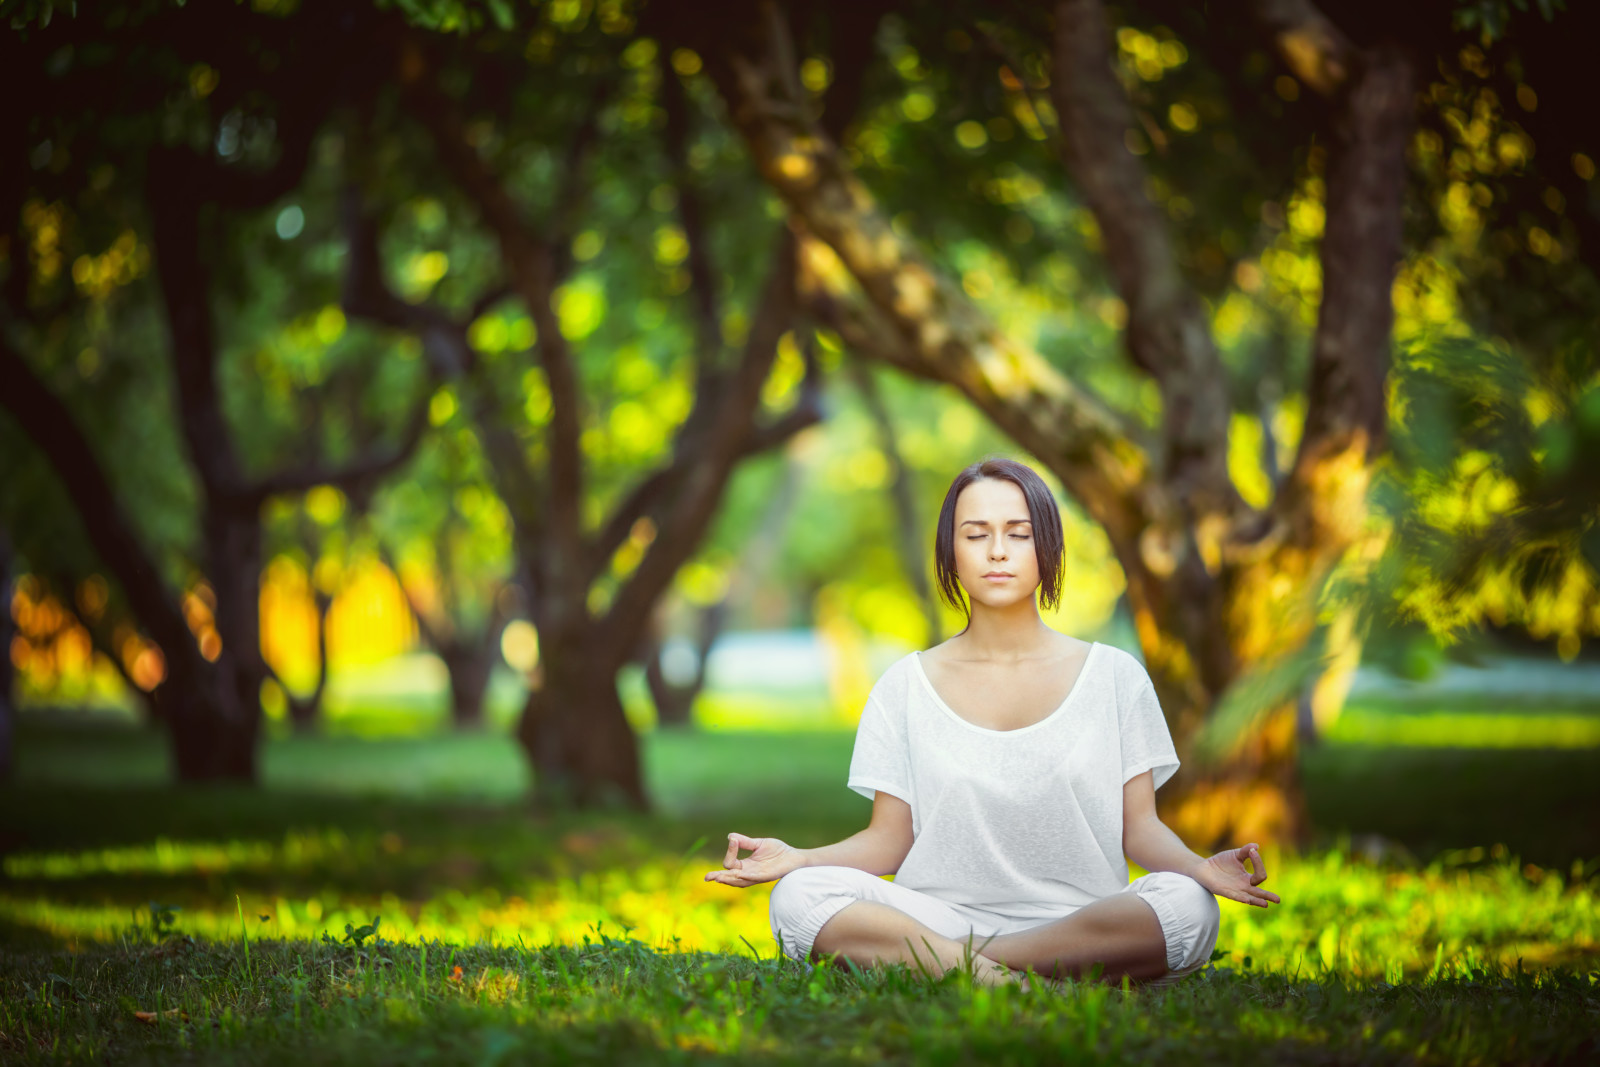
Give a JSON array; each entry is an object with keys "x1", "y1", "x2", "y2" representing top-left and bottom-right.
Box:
[
  {"x1": 2, "y1": 716, "x2": 1598, "y2": 1063},
  {"x1": 3, "y1": 932, "x2": 1596, "y2": 1065}
]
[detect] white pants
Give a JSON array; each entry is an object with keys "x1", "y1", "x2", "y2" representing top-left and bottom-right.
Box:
[{"x1": 769, "y1": 866, "x2": 1221, "y2": 985}]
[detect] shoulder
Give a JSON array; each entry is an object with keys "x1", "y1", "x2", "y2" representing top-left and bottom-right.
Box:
[
  {"x1": 1093, "y1": 643, "x2": 1155, "y2": 691},
  {"x1": 866, "y1": 652, "x2": 922, "y2": 713}
]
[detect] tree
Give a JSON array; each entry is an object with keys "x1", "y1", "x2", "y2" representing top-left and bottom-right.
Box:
[
  {"x1": 688, "y1": 0, "x2": 1417, "y2": 845},
  {"x1": 2, "y1": 3, "x2": 431, "y2": 779},
  {"x1": 340, "y1": 16, "x2": 826, "y2": 805}
]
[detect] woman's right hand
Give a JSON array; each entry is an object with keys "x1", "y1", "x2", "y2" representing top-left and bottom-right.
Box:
[{"x1": 703, "y1": 832, "x2": 804, "y2": 888}]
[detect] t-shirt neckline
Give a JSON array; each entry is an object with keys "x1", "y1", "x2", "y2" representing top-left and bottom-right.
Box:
[{"x1": 910, "y1": 642, "x2": 1100, "y2": 736}]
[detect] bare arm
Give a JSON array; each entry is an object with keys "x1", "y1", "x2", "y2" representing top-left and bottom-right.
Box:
[
  {"x1": 703, "y1": 790, "x2": 914, "y2": 888},
  {"x1": 1121, "y1": 770, "x2": 1281, "y2": 908}
]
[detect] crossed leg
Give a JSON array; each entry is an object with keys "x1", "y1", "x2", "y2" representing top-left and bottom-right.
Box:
[
  {"x1": 811, "y1": 893, "x2": 1167, "y2": 985},
  {"x1": 810, "y1": 900, "x2": 1020, "y2": 986}
]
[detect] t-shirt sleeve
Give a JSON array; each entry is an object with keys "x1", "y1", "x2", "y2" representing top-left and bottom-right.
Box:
[
  {"x1": 847, "y1": 691, "x2": 912, "y2": 804},
  {"x1": 1119, "y1": 662, "x2": 1181, "y2": 790}
]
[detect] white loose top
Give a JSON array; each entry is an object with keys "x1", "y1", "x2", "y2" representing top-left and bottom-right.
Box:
[{"x1": 847, "y1": 642, "x2": 1180, "y2": 926}]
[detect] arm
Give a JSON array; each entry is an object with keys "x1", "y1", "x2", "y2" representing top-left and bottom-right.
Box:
[
  {"x1": 1121, "y1": 770, "x2": 1282, "y2": 908},
  {"x1": 703, "y1": 790, "x2": 914, "y2": 888}
]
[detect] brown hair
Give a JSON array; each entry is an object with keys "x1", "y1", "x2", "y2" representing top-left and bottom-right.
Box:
[{"x1": 934, "y1": 457, "x2": 1065, "y2": 621}]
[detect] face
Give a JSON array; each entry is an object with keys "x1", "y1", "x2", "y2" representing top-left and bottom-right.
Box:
[{"x1": 951, "y1": 478, "x2": 1040, "y2": 613}]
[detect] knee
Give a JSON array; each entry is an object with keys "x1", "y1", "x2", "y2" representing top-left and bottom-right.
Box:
[
  {"x1": 1146, "y1": 871, "x2": 1221, "y2": 953},
  {"x1": 768, "y1": 867, "x2": 837, "y2": 934},
  {"x1": 1162, "y1": 872, "x2": 1221, "y2": 926}
]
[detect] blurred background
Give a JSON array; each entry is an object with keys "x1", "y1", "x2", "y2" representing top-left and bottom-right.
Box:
[{"x1": 1, "y1": 0, "x2": 1597, "y2": 971}]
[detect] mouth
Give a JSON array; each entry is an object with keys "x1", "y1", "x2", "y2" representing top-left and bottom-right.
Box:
[{"x1": 983, "y1": 573, "x2": 1014, "y2": 581}]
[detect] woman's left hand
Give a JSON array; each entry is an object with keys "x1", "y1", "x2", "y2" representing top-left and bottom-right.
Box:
[{"x1": 1191, "y1": 843, "x2": 1281, "y2": 908}]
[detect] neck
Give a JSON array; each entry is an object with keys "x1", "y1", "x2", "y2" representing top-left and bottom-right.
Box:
[{"x1": 955, "y1": 599, "x2": 1056, "y2": 660}]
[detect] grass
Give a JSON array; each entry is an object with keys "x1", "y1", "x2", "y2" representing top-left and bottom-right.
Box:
[{"x1": 2, "y1": 714, "x2": 1598, "y2": 1063}]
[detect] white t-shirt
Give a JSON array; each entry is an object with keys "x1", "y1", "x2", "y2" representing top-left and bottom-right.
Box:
[{"x1": 847, "y1": 642, "x2": 1180, "y2": 926}]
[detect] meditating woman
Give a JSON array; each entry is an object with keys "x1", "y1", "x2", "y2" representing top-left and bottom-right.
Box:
[{"x1": 705, "y1": 457, "x2": 1280, "y2": 986}]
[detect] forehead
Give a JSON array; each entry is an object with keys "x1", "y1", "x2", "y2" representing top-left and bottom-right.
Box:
[{"x1": 954, "y1": 477, "x2": 1030, "y2": 519}]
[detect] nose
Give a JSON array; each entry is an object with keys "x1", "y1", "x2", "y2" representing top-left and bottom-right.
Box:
[{"x1": 989, "y1": 537, "x2": 1007, "y2": 561}]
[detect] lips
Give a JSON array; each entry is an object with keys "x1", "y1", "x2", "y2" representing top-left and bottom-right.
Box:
[{"x1": 983, "y1": 573, "x2": 1014, "y2": 581}]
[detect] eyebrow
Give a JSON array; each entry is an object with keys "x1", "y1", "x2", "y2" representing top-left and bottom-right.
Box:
[{"x1": 959, "y1": 519, "x2": 1033, "y2": 527}]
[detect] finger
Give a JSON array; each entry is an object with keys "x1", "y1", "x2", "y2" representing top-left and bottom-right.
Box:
[
  {"x1": 727, "y1": 832, "x2": 761, "y2": 864},
  {"x1": 724, "y1": 832, "x2": 758, "y2": 870},
  {"x1": 1240, "y1": 883, "x2": 1279, "y2": 906},
  {"x1": 1250, "y1": 845, "x2": 1270, "y2": 885},
  {"x1": 1236, "y1": 843, "x2": 1261, "y2": 881}
]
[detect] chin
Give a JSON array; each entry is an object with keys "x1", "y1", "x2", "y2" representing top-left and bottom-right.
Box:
[{"x1": 966, "y1": 589, "x2": 1036, "y2": 611}]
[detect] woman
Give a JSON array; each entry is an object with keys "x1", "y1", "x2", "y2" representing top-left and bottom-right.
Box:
[{"x1": 705, "y1": 458, "x2": 1280, "y2": 987}]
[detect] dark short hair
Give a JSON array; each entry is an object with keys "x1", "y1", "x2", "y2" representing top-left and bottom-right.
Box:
[{"x1": 934, "y1": 457, "x2": 1065, "y2": 620}]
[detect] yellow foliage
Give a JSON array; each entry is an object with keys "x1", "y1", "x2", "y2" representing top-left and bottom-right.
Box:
[{"x1": 1227, "y1": 414, "x2": 1275, "y2": 509}]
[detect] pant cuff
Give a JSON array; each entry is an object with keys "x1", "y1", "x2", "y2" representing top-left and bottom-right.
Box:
[{"x1": 773, "y1": 894, "x2": 857, "y2": 962}]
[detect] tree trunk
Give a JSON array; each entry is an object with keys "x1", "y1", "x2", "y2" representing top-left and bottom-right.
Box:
[
  {"x1": 516, "y1": 636, "x2": 647, "y2": 808},
  {"x1": 443, "y1": 642, "x2": 495, "y2": 730},
  {"x1": 194, "y1": 507, "x2": 265, "y2": 780},
  {"x1": 288, "y1": 587, "x2": 332, "y2": 734}
]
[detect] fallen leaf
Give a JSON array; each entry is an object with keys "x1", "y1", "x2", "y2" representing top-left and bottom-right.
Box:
[
  {"x1": 133, "y1": 1009, "x2": 185, "y2": 1024},
  {"x1": 449, "y1": 965, "x2": 464, "y2": 982}
]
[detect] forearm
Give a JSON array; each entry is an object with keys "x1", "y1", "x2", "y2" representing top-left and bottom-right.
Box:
[
  {"x1": 796, "y1": 825, "x2": 909, "y2": 876},
  {"x1": 1124, "y1": 814, "x2": 1205, "y2": 877}
]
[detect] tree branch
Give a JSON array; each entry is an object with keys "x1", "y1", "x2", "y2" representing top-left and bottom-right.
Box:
[
  {"x1": 661, "y1": 60, "x2": 725, "y2": 372},
  {"x1": 1052, "y1": 0, "x2": 1235, "y2": 512},
  {"x1": 550, "y1": 74, "x2": 619, "y2": 278},
  {"x1": 147, "y1": 150, "x2": 252, "y2": 505},
  {"x1": 1286, "y1": 42, "x2": 1414, "y2": 491},
  {"x1": 337, "y1": 183, "x2": 547, "y2": 555},
  {"x1": 585, "y1": 287, "x2": 823, "y2": 584},
  {"x1": 245, "y1": 394, "x2": 430, "y2": 504},
  {"x1": 595, "y1": 234, "x2": 801, "y2": 657},
  {"x1": 696, "y1": 2, "x2": 1150, "y2": 541},
  {"x1": 398, "y1": 50, "x2": 585, "y2": 575},
  {"x1": 0, "y1": 335, "x2": 206, "y2": 689},
  {"x1": 339, "y1": 185, "x2": 478, "y2": 378}
]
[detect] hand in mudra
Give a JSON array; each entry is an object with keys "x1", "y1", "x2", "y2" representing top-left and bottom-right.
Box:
[
  {"x1": 1192, "y1": 842, "x2": 1281, "y2": 908},
  {"x1": 703, "y1": 833, "x2": 801, "y2": 888}
]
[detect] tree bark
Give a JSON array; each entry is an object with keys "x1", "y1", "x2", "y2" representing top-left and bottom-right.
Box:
[{"x1": 517, "y1": 638, "x2": 647, "y2": 808}]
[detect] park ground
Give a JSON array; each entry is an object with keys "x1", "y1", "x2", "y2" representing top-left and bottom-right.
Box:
[{"x1": 1, "y1": 697, "x2": 1598, "y2": 1065}]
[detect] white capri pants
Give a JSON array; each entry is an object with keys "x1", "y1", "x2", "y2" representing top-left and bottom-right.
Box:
[{"x1": 769, "y1": 866, "x2": 1221, "y2": 985}]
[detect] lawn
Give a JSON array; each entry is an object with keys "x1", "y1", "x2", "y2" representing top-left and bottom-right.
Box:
[{"x1": 1, "y1": 714, "x2": 1597, "y2": 1064}]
